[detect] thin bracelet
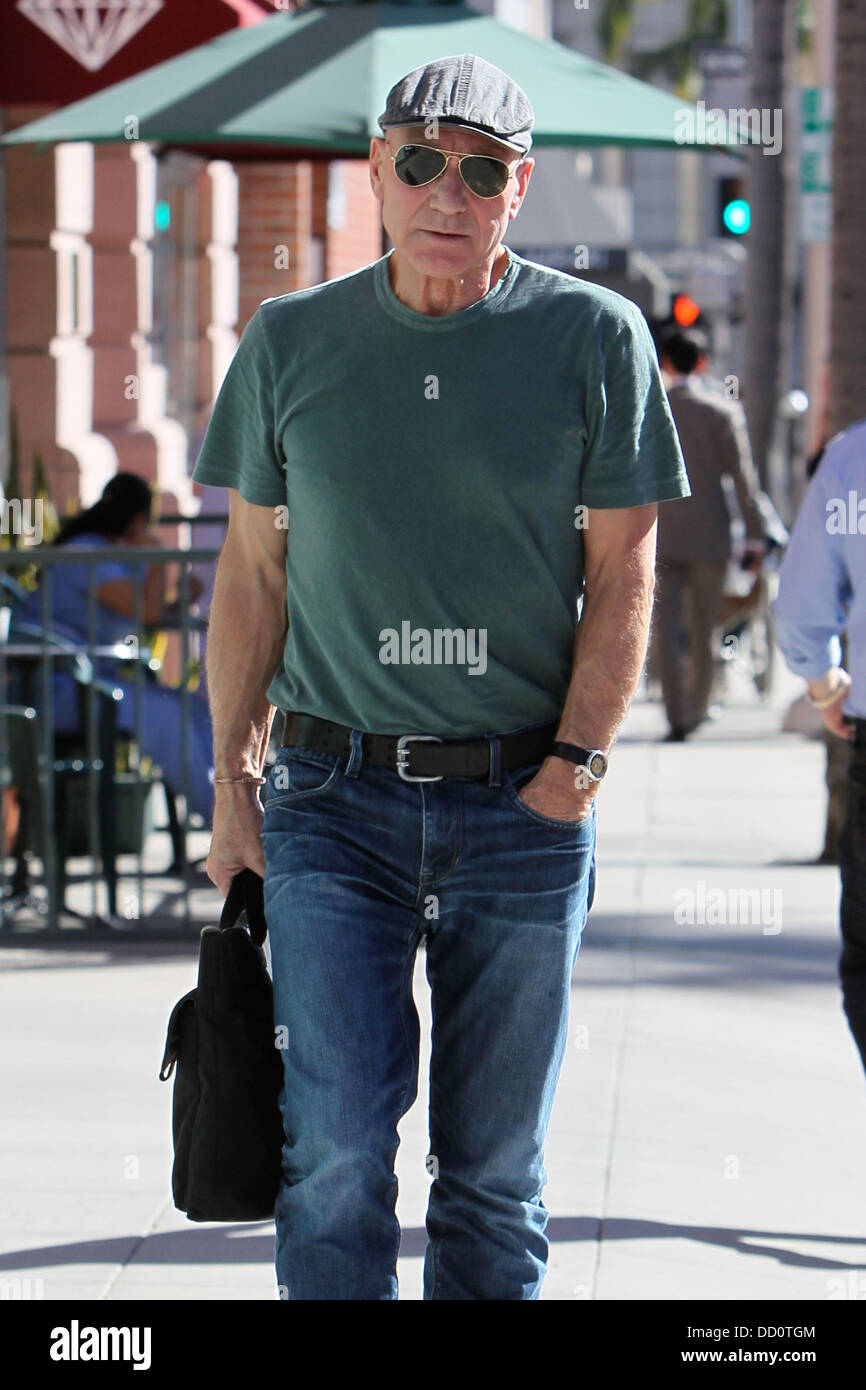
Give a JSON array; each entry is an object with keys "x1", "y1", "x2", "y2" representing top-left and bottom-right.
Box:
[
  {"x1": 808, "y1": 672, "x2": 850, "y2": 710},
  {"x1": 213, "y1": 775, "x2": 267, "y2": 785}
]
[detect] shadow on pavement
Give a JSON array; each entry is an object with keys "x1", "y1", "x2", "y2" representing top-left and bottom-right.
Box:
[
  {"x1": 2, "y1": 1216, "x2": 865, "y2": 1274},
  {"x1": 573, "y1": 912, "x2": 842, "y2": 989}
]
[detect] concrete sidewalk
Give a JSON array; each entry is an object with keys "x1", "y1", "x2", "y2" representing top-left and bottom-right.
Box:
[{"x1": 2, "y1": 662, "x2": 866, "y2": 1301}]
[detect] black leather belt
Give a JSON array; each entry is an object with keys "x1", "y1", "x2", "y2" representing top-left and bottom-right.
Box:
[{"x1": 280, "y1": 711, "x2": 559, "y2": 782}]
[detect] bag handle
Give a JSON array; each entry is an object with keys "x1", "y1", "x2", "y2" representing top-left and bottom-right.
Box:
[{"x1": 218, "y1": 868, "x2": 267, "y2": 947}]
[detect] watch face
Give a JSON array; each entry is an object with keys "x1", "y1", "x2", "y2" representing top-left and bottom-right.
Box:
[{"x1": 588, "y1": 752, "x2": 607, "y2": 780}]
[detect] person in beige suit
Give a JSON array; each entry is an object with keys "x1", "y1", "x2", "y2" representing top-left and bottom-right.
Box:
[{"x1": 652, "y1": 327, "x2": 766, "y2": 740}]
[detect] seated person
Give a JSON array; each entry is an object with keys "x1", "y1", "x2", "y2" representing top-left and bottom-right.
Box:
[{"x1": 11, "y1": 473, "x2": 215, "y2": 826}]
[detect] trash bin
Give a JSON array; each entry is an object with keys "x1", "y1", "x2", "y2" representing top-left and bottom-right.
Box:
[{"x1": 62, "y1": 773, "x2": 157, "y2": 856}]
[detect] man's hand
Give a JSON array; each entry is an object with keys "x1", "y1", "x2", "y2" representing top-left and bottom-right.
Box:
[
  {"x1": 206, "y1": 785, "x2": 267, "y2": 898},
  {"x1": 516, "y1": 755, "x2": 598, "y2": 822},
  {"x1": 807, "y1": 668, "x2": 855, "y2": 741}
]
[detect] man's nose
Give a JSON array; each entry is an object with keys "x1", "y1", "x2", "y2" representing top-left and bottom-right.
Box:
[{"x1": 428, "y1": 155, "x2": 469, "y2": 208}]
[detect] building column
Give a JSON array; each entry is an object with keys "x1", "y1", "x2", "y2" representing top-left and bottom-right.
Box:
[
  {"x1": 236, "y1": 160, "x2": 314, "y2": 328},
  {"x1": 323, "y1": 160, "x2": 383, "y2": 281},
  {"x1": 3, "y1": 110, "x2": 93, "y2": 515},
  {"x1": 88, "y1": 142, "x2": 160, "y2": 503}
]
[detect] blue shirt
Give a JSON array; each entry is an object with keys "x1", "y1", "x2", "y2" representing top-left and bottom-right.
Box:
[
  {"x1": 771, "y1": 419, "x2": 866, "y2": 718},
  {"x1": 10, "y1": 533, "x2": 138, "y2": 731}
]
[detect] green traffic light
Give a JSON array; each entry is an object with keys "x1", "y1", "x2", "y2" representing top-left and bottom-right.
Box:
[{"x1": 722, "y1": 198, "x2": 750, "y2": 234}]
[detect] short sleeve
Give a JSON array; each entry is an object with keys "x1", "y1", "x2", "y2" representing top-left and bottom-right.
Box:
[
  {"x1": 93, "y1": 557, "x2": 134, "y2": 585},
  {"x1": 65, "y1": 536, "x2": 133, "y2": 586},
  {"x1": 580, "y1": 301, "x2": 690, "y2": 509},
  {"x1": 192, "y1": 308, "x2": 286, "y2": 507}
]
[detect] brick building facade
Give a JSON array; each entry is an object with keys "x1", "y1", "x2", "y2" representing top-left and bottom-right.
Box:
[{"x1": 0, "y1": 0, "x2": 383, "y2": 521}]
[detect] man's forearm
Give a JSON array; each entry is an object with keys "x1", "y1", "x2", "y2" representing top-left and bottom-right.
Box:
[
  {"x1": 555, "y1": 568, "x2": 655, "y2": 753},
  {"x1": 205, "y1": 560, "x2": 288, "y2": 778}
]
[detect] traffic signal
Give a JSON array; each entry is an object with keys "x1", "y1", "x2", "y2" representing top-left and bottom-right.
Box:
[
  {"x1": 718, "y1": 176, "x2": 750, "y2": 236},
  {"x1": 672, "y1": 293, "x2": 701, "y2": 327}
]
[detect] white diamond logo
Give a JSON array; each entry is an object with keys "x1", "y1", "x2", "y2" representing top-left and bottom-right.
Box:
[{"x1": 17, "y1": 0, "x2": 164, "y2": 73}]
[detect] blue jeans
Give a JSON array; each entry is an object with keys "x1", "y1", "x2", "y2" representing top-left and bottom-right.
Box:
[{"x1": 261, "y1": 721, "x2": 597, "y2": 1300}]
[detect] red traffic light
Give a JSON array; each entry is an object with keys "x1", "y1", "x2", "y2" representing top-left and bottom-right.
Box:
[{"x1": 673, "y1": 294, "x2": 701, "y2": 327}]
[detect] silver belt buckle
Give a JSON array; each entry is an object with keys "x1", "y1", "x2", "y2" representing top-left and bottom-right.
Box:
[{"x1": 396, "y1": 734, "x2": 444, "y2": 782}]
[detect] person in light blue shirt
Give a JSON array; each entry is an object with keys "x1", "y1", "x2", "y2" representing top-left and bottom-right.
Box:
[
  {"x1": 771, "y1": 422, "x2": 866, "y2": 728},
  {"x1": 771, "y1": 417, "x2": 866, "y2": 1079},
  {"x1": 14, "y1": 531, "x2": 148, "y2": 727},
  {"x1": 10, "y1": 473, "x2": 215, "y2": 825}
]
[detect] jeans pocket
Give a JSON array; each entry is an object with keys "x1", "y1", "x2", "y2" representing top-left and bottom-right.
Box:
[
  {"x1": 263, "y1": 745, "x2": 342, "y2": 807},
  {"x1": 503, "y1": 760, "x2": 596, "y2": 833}
]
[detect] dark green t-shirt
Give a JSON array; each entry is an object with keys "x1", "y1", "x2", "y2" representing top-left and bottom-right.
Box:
[{"x1": 192, "y1": 247, "x2": 690, "y2": 736}]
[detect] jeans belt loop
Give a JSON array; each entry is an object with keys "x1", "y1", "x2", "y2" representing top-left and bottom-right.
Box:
[
  {"x1": 486, "y1": 734, "x2": 502, "y2": 788},
  {"x1": 345, "y1": 727, "x2": 365, "y2": 778}
]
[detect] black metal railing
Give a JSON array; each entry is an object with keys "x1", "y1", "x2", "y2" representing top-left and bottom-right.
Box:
[{"x1": 1, "y1": 536, "x2": 226, "y2": 935}]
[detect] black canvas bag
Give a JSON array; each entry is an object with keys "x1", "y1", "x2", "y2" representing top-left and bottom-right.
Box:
[{"x1": 158, "y1": 868, "x2": 284, "y2": 1222}]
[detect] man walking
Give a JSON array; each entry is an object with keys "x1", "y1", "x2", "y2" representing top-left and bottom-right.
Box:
[
  {"x1": 193, "y1": 54, "x2": 690, "y2": 1299},
  {"x1": 651, "y1": 327, "x2": 765, "y2": 740},
  {"x1": 772, "y1": 419, "x2": 866, "y2": 1081}
]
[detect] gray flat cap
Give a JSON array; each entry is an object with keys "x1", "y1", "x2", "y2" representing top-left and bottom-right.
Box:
[{"x1": 378, "y1": 54, "x2": 534, "y2": 155}]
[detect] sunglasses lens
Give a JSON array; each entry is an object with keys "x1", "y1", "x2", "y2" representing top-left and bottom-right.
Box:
[
  {"x1": 393, "y1": 145, "x2": 446, "y2": 187},
  {"x1": 393, "y1": 145, "x2": 511, "y2": 198},
  {"x1": 460, "y1": 156, "x2": 510, "y2": 198}
]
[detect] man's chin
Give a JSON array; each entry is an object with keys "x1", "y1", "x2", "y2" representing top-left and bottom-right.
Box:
[{"x1": 407, "y1": 231, "x2": 477, "y2": 272}]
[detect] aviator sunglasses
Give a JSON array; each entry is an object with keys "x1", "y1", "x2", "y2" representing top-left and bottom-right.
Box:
[{"x1": 390, "y1": 142, "x2": 518, "y2": 199}]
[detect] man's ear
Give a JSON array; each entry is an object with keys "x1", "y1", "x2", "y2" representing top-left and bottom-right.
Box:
[
  {"x1": 369, "y1": 137, "x2": 386, "y2": 203},
  {"x1": 508, "y1": 155, "x2": 533, "y2": 219}
]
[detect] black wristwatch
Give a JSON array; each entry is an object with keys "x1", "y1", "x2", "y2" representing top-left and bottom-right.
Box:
[{"x1": 550, "y1": 741, "x2": 608, "y2": 782}]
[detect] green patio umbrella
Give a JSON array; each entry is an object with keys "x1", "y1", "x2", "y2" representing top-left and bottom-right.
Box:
[{"x1": 0, "y1": 1, "x2": 748, "y2": 158}]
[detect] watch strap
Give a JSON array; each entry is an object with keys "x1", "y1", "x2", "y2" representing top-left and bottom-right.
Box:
[{"x1": 550, "y1": 741, "x2": 595, "y2": 766}]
